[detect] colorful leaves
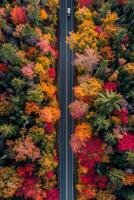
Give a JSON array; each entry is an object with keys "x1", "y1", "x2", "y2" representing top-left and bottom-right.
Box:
[
  {"x1": 118, "y1": 133, "x2": 134, "y2": 151},
  {"x1": 0, "y1": 1, "x2": 60, "y2": 199},
  {"x1": 69, "y1": 1, "x2": 134, "y2": 199},
  {"x1": 11, "y1": 7, "x2": 26, "y2": 25},
  {"x1": 9, "y1": 136, "x2": 41, "y2": 161},
  {"x1": 69, "y1": 100, "x2": 89, "y2": 119},
  {"x1": 73, "y1": 47, "x2": 99, "y2": 73},
  {"x1": 79, "y1": 0, "x2": 93, "y2": 8}
]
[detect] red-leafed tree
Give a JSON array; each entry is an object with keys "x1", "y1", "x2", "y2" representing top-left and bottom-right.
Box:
[{"x1": 79, "y1": 0, "x2": 93, "y2": 7}]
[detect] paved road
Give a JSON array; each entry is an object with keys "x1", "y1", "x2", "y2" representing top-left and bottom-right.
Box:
[{"x1": 59, "y1": 0, "x2": 75, "y2": 199}]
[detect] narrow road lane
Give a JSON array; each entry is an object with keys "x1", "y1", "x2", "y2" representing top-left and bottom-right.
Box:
[{"x1": 59, "y1": 0, "x2": 74, "y2": 199}]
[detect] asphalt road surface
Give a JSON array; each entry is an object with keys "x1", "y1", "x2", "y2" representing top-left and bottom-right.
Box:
[{"x1": 59, "y1": 0, "x2": 75, "y2": 199}]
